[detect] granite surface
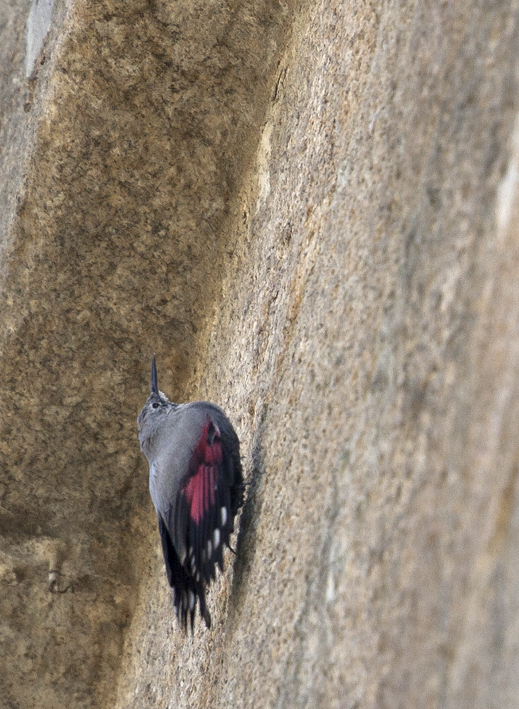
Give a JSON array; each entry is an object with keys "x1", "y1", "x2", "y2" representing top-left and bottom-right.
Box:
[{"x1": 1, "y1": 1, "x2": 519, "y2": 708}]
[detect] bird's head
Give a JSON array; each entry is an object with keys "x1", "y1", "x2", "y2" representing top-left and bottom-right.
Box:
[{"x1": 137, "y1": 355, "x2": 174, "y2": 452}]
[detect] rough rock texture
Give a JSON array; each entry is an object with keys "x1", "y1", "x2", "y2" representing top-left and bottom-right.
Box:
[{"x1": 1, "y1": 1, "x2": 519, "y2": 708}]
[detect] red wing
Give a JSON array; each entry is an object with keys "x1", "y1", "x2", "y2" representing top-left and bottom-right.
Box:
[
  {"x1": 182, "y1": 426, "x2": 219, "y2": 525},
  {"x1": 179, "y1": 418, "x2": 233, "y2": 584}
]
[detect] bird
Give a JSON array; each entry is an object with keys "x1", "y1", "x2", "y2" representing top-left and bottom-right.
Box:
[{"x1": 137, "y1": 356, "x2": 244, "y2": 630}]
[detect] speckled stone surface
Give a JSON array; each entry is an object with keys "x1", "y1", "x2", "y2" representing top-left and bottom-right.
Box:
[
  {"x1": 0, "y1": 1, "x2": 291, "y2": 707},
  {"x1": 2, "y1": 1, "x2": 519, "y2": 708}
]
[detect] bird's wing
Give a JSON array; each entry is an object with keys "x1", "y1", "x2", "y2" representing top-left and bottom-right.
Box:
[
  {"x1": 172, "y1": 416, "x2": 235, "y2": 585},
  {"x1": 157, "y1": 514, "x2": 211, "y2": 630}
]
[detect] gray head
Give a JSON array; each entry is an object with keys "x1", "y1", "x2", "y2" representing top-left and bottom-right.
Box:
[{"x1": 137, "y1": 356, "x2": 175, "y2": 453}]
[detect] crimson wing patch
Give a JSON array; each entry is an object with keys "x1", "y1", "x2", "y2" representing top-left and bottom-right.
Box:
[{"x1": 179, "y1": 418, "x2": 234, "y2": 586}]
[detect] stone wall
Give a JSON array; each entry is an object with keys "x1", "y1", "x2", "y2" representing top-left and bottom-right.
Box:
[{"x1": 1, "y1": 1, "x2": 519, "y2": 708}]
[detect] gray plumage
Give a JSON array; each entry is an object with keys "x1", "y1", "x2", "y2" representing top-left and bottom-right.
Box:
[{"x1": 137, "y1": 356, "x2": 244, "y2": 629}]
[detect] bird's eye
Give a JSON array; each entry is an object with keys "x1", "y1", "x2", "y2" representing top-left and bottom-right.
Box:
[{"x1": 152, "y1": 402, "x2": 160, "y2": 409}]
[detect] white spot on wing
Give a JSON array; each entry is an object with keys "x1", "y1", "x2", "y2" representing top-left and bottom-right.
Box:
[
  {"x1": 189, "y1": 591, "x2": 195, "y2": 611},
  {"x1": 221, "y1": 506, "x2": 227, "y2": 526},
  {"x1": 213, "y1": 528, "x2": 220, "y2": 549},
  {"x1": 207, "y1": 540, "x2": 212, "y2": 558}
]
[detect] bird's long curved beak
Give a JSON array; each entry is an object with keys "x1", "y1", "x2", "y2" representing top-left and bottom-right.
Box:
[{"x1": 151, "y1": 354, "x2": 159, "y2": 395}]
